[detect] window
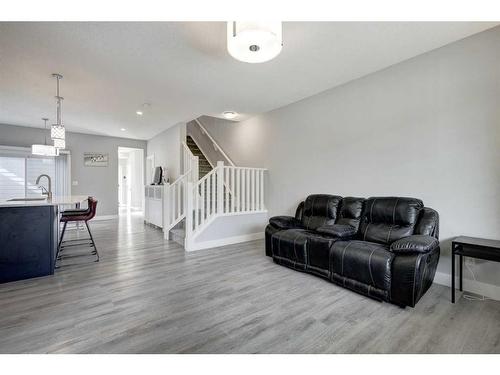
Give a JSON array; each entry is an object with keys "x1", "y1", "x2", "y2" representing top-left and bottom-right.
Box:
[
  {"x1": 0, "y1": 157, "x2": 26, "y2": 199},
  {"x1": 27, "y1": 157, "x2": 56, "y2": 197},
  {"x1": 0, "y1": 147, "x2": 70, "y2": 200}
]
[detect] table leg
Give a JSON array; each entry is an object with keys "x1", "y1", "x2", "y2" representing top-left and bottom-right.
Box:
[
  {"x1": 459, "y1": 254, "x2": 463, "y2": 292},
  {"x1": 451, "y1": 245, "x2": 455, "y2": 303}
]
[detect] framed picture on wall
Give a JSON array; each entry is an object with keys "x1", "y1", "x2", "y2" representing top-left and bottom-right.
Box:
[{"x1": 84, "y1": 152, "x2": 109, "y2": 167}]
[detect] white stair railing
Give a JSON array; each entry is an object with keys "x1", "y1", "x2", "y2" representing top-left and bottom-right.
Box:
[
  {"x1": 186, "y1": 161, "x2": 267, "y2": 244},
  {"x1": 163, "y1": 142, "x2": 198, "y2": 237},
  {"x1": 164, "y1": 173, "x2": 188, "y2": 232},
  {"x1": 222, "y1": 165, "x2": 266, "y2": 213},
  {"x1": 162, "y1": 129, "x2": 267, "y2": 249}
]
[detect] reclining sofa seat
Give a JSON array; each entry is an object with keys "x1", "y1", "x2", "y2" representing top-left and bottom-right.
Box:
[{"x1": 265, "y1": 194, "x2": 440, "y2": 308}]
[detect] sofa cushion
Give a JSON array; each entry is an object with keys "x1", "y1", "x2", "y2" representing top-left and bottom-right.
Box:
[
  {"x1": 331, "y1": 240, "x2": 395, "y2": 293},
  {"x1": 301, "y1": 194, "x2": 342, "y2": 231},
  {"x1": 316, "y1": 224, "x2": 357, "y2": 238},
  {"x1": 336, "y1": 197, "x2": 365, "y2": 231},
  {"x1": 359, "y1": 197, "x2": 423, "y2": 245}
]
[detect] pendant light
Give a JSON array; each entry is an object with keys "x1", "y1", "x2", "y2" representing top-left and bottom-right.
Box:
[
  {"x1": 51, "y1": 73, "x2": 66, "y2": 150},
  {"x1": 32, "y1": 118, "x2": 59, "y2": 156},
  {"x1": 227, "y1": 22, "x2": 283, "y2": 63}
]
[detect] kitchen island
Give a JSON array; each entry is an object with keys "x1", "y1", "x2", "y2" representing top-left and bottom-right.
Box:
[{"x1": 0, "y1": 196, "x2": 88, "y2": 283}]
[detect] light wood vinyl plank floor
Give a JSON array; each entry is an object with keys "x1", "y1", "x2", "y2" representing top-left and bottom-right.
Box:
[{"x1": 0, "y1": 213, "x2": 499, "y2": 354}]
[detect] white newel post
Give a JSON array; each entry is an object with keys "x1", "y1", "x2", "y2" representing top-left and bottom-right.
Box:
[
  {"x1": 216, "y1": 161, "x2": 224, "y2": 214},
  {"x1": 163, "y1": 182, "x2": 171, "y2": 239},
  {"x1": 185, "y1": 181, "x2": 194, "y2": 250}
]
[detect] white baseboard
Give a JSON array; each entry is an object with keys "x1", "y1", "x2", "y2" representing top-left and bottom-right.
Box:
[
  {"x1": 186, "y1": 232, "x2": 264, "y2": 252},
  {"x1": 434, "y1": 271, "x2": 500, "y2": 301},
  {"x1": 93, "y1": 214, "x2": 119, "y2": 221}
]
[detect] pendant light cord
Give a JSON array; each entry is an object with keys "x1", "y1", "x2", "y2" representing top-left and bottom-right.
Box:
[
  {"x1": 52, "y1": 73, "x2": 64, "y2": 126},
  {"x1": 42, "y1": 117, "x2": 49, "y2": 145}
]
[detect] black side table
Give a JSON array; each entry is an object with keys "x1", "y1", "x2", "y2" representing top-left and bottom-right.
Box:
[{"x1": 451, "y1": 236, "x2": 500, "y2": 303}]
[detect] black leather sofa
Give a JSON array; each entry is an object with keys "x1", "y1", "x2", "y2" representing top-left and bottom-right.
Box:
[{"x1": 265, "y1": 195, "x2": 439, "y2": 307}]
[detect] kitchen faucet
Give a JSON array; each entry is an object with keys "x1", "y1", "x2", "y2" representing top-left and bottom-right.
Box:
[{"x1": 35, "y1": 174, "x2": 52, "y2": 200}]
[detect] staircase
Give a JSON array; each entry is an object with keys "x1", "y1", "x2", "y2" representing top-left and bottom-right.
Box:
[
  {"x1": 186, "y1": 135, "x2": 212, "y2": 178},
  {"x1": 186, "y1": 134, "x2": 231, "y2": 207},
  {"x1": 163, "y1": 117, "x2": 268, "y2": 251}
]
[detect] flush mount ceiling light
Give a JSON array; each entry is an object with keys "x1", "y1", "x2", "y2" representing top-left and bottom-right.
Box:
[
  {"x1": 120, "y1": 128, "x2": 126, "y2": 131},
  {"x1": 50, "y1": 73, "x2": 66, "y2": 149},
  {"x1": 227, "y1": 21, "x2": 283, "y2": 63},
  {"x1": 136, "y1": 111, "x2": 143, "y2": 116},
  {"x1": 222, "y1": 111, "x2": 238, "y2": 120},
  {"x1": 32, "y1": 118, "x2": 59, "y2": 156}
]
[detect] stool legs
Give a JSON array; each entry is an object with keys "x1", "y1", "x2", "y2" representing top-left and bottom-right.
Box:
[
  {"x1": 56, "y1": 220, "x2": 99, "y2": 267},
  {"x1": 85, "y1": 221, "x2": 100, "y2": 262}
]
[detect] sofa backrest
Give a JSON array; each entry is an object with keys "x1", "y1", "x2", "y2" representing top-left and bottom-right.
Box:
[
  {"x1": 295, "y1": 201, "x2": 305, "y2": 221},
  {"x1": 301, "y1": 194, "x2": 342, "y2": 230},
  {"x1": 359, "y1": 197, "x2": 423, "y2": 245},
  {"x1": 335, "y1": 197, "x2": 365, "y2": 232}
]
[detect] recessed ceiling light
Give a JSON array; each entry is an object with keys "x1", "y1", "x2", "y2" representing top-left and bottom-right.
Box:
[
  {"x1": 223, "y1": 111, "x2": 238, "y2": 119},
  {"x1": 120, "y1": 128, "x2": 126, "y2": 131},
  {"x1": 136, "y1": 111, "x2": 143, "y2": 116}
]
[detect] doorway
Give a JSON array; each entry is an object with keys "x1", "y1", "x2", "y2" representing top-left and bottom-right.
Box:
[{"x1": 118, "y1": 147, "x2": 144, "y2": 216}]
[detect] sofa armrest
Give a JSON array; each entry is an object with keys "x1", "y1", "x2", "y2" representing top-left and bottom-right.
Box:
[
  {"x1": 391, "y1": 246, "x2": 440, "y2": 307},
  {"x1": 390, "y1": 235, "x2": 439, "y2": 254},
  {"x1": 269, "y1": 216, "x2": 304, "y2": 230},
  {"x1": 316, "y1": 224, "x2": 357, "y2": 238}
]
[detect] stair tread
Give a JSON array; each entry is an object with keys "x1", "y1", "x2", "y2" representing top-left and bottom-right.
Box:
[{"x1": 187, "y1": 135, "x2": 219, "y2": 180}]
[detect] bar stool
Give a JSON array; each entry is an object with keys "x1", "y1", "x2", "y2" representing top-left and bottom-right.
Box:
[{"x1": 56, "y1": 197, "x2": 99, "y2": 267}]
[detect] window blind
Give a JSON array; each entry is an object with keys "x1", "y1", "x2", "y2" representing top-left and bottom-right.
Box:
[
  {"x1": 0, "y1": 146, "x2": 71, "y2": 200},
  {"x1": 0, "y1": 157, "x2": 26, "y2": 199}
]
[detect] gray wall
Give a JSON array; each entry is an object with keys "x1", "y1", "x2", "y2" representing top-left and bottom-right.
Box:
[
  {"x1": 200, "y1": 27, "x2": 500, "y2": 290},
  {"x1": 146, "y1": 122, "x2": 186, "y2": 182},
  {"x1": 0, "y1": 124, "x2": 146, "y2": 216},
  {"x1": 187, "y1": 119, "x2": 233, "y2": 167}
]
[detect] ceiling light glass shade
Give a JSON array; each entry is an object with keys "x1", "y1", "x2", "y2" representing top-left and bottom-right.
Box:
[
  {"x1": 227, "y1": 22, "x2": 283, "y2": 63},
  {"x1": 223, "y1": 111, "x2": 238, "y2": 119},
  {"x1": 53, "y1": 138, "x2": 66, "y2": 149},
  {"x1": 32, "y1": 144, "x2": 59, "y2": 156},
  {"x1": 51, "y1": 123, "x2": 65, "y2": 141}
]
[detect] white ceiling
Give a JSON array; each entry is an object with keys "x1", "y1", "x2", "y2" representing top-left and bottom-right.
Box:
[{"x1": 0, "y1": 22, "x2": 497, "y2": 140}]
